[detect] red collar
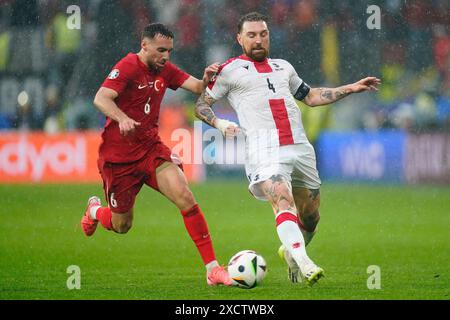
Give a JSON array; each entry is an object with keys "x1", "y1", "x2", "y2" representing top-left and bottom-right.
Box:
[
  {"x1": 239, "y1": 54, "x2": 269, "y2": 64},
  {"x1": 239, "y1": 54, "x2": 272, "y2": 73}
]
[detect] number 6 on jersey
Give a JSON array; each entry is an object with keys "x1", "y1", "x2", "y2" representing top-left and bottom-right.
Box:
[{"x1": 144, "y1": 96, "x2": 151, "y2": 114}]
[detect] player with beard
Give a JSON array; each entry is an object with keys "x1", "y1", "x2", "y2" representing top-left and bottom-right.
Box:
[
  {"x1": 195, "y1": 12, "x2": 380, "y2": 285},
  {"x1": 81, "y1": 23, "x2": 232, "y2": 286}
]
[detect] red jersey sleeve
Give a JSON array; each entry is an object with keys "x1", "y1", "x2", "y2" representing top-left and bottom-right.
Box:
[
  {"x1": 101, "y1": 59, "x2": 136, "y2": 95},
  {"x1": 165, "y1": 62, "x2": 190, "y2": 90}
]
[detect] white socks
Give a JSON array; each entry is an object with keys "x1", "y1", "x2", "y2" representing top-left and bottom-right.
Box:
[
  {"x1": 89, "y1": 206, "x2": 101, "y2": 220},
  {"x1": 275, "y1": 210, "x2": 313, "y2": 266},
  {"x1": 205, "y1": 260, "x2": 219, "y2": 273}
]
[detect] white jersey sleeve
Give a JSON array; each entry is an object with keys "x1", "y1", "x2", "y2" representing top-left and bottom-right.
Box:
[
  {"x1": 206, "y1": 64, "x2": 231, "y2": 101},
  {"x1": 287, "y1": 63, "x2": 311, "y2": 101}
]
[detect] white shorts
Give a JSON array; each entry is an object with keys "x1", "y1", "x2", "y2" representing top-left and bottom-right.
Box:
[{"x1": 245, "y1": 143, "x2": 321, "y2": 201}]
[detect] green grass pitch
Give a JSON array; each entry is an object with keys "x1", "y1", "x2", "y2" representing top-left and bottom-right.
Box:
[{"x1": 0, "y1": 182, "x2": 448, "y2": 300}]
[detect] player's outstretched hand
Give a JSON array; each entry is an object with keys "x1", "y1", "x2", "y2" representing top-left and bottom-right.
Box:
[
  {"x1": 350, "y1": 77, "x2": 381, "y2": 93},
  {"x1": 119, "y1": 117, "x2": 141, "y2": 136},
  {"x1": 215, "y1": 118, "x2": 240, "y2": 138},
  {"x1": 202, "y1": 62, "x2": 220, "y2": 85}
]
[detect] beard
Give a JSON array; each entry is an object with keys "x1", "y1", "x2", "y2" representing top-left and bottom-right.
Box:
[
  {"x1": 244, "y1": 46, "x2": 268, "y2": 62},
  {"x1": 149, "y1": 59, "x2": 167, "y2": 72}
]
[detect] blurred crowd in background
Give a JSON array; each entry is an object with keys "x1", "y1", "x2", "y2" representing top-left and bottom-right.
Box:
[{"x1": 0, "y1": 0, "x2": 449, "y2": 141}]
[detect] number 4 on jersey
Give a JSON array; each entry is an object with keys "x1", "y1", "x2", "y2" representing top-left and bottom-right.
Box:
[{"x1": 266, "y1": 78, "x2": 276, "y2": 93}]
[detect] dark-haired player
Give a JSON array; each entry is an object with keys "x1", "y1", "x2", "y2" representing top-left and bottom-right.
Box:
[
  {"x1": 195, "y1": 12, "x2": 380, "y2": 285},
  {"x1": 81, "y1": 23, "x2": 231, "y2": 286}
]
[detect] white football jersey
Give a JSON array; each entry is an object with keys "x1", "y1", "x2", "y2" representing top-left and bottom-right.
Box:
[{"x1": 206, "y1": 55, "x2": 311, "y2": 154}]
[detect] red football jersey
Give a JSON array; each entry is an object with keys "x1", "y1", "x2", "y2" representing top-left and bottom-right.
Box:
[{"x1": 99, "y1": 53, "x2": 189, "y2": 163}]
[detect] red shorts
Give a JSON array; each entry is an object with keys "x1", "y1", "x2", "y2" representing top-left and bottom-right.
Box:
[{"x1": 98, "y1": 142, "x2": 183, "y2": 213}]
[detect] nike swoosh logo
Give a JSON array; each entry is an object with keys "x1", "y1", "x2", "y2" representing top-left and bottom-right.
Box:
[{"x1": 138, "y1": 84, "x2": 147, "y2": 89}]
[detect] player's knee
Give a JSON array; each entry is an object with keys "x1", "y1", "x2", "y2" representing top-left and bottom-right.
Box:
[
  {"x1": 176, "y1": 186, "x2": 196, "y2": 209},
  {"x1": 272, "y1": 186, "x2": 295, "y2": 211},
  {"x1": 113, "y1": 220, "x2": 132, "y2": 234}
]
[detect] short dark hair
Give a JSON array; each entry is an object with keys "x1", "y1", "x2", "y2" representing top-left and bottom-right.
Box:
[
  {"x1": 142, "y1": 23, "x2": 174, "y2": 40},
  {"x1": 238, "y1": 12, "x2": 268, "y2": 33}
]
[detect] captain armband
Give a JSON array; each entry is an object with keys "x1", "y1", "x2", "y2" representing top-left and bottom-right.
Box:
[{"x1": 294, "y1": 82, "x2": 311, "y2": 101}]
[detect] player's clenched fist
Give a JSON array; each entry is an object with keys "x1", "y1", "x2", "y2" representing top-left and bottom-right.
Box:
[
  {"x1": 119, "y1": 117, "x2": 141, "y2": 136},
  {"x1": 214, "y1": 118, "x2": 240, "y2": 138},
  {"x1": 202, "y1": 62, "x2": 220, "y2": 85}
]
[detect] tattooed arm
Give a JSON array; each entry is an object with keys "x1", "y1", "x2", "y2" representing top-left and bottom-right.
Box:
[
  {"x1": 303, "y1": 76, "x2": 381, "y2": 107},
  {"x1": 195, "y1": 90, "x2": 239, "y2": 137},
  {"x1": 195, "y1": 90, "x2": 218, "y2": 127}
]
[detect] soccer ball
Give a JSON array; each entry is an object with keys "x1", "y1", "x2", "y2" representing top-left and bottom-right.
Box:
[{"x1": 228, "y1": 250, "x2": 267, "y2": 289}]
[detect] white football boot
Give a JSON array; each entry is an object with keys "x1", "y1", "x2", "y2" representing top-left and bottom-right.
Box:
[
  {"x1": 278, "y1": 245, "x2": 301, "y2": 283},
  {"x1": 278, "y1": 245, "x2": 324, "y2": 285},
  {"x1": 299, "y1": 262, "x2": 324, "y2": 286}
]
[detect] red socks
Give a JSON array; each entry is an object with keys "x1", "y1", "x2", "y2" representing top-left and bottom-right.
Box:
[
  {"x1": 181, "y1": 204, "x2": 216, "y2": 265},
  {"x1": 96, "y1": 207, "x2": 113, "y2": 230},
  {"x1": 94, "y1": 204, "x2": 216, "y2": 266}
]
